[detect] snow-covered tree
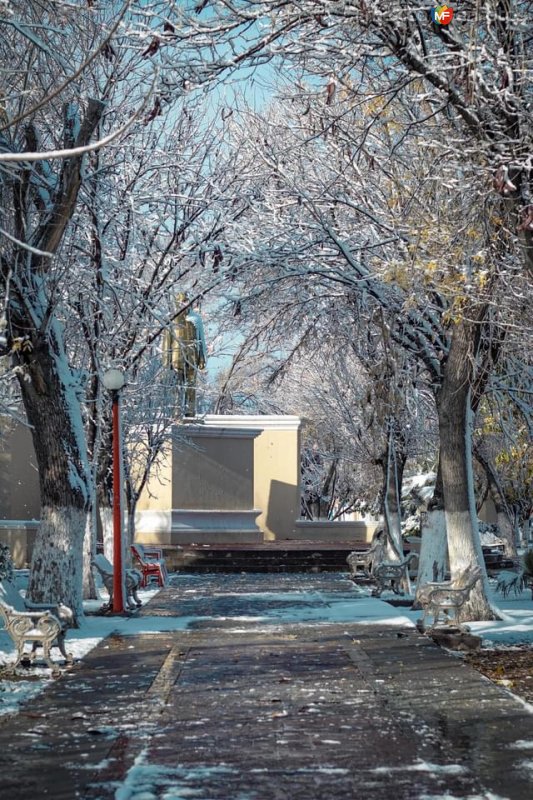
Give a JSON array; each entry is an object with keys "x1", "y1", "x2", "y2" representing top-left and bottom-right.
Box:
[{"x1": 0, "y1": 1, "x2": 247, "y2": 617}]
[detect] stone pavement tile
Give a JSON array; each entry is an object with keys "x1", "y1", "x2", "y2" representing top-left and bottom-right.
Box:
[
  {"x1": 0, "y1": 633, "x2": 177, "y2": 800},
  {"x1": 104, "y1": 628, "x2": 486, "y2": 800},
  {"x1": 88, "y1": 623, "x2": 532, "y2": 799},
  {"x1": 344, "y1": 627, "x2": 533, "y2": 798},
  {"x1": 1, "y1": 574, "x2": 532, "y2": 799}
]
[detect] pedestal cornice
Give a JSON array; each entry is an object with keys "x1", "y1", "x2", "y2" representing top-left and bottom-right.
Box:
[{"x1": 203, "y1": 415, "x2": 301, "y2": 431}]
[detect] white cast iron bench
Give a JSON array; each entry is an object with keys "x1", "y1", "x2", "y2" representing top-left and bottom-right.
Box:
[
  {"x1": 371, "y1": 553, "x2": 418, "y2": 596},
  {"x1": 91, "y1": 554, "x2": 142, "y2": 610},
  {"x1": 346, "y1": 547, "x2": 374, "y2": 578},
  {"x1": 417, "y1": 565, "x2": 483, "y2": 628},
  {"x1": 0, "y1": 578, "x2": 73, "y2": 674}
]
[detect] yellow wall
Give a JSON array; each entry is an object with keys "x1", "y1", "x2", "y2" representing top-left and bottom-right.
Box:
[
  {"x1": 0, "y1": 418, "x2": 41, "y2": 566},
  {"x1": 135, "y1": 439, "x2": 173, "y2": 512},
  {"x1": 255, "y1": 428, "x2": 300, "y2": 540}
]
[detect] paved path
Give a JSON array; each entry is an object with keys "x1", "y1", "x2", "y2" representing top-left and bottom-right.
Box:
[{"x1": 0, "y1": 573, "x2": 532, "y2": 799}]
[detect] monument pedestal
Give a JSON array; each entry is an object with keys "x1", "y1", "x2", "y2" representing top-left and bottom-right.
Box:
[
  {"x1": 135, "y1": 424, "x2": 263, "y2": 545},
  {"x1": 170, "y1": 509, "x2": 262, "y2": 544}
]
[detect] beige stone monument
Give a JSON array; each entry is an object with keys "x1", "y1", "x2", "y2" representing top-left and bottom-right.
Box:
[
  {"x1": 1, "y1": 414, "x2": 379, "y2": 563},
  {"x1": 204, "y1": 415, "x2": 302, "y2": 541},
  {"x1": 135, "y1": 415, "x2": 303, "y2": 544},
  {"x1": 135, "y1": 422, "x2": 264, "y2": 545},
  {"x1": 204, "y1": 415, "x2": 377, "y2": 542},
  {"x1": 135, "y1": 414, "x2": 377, "y2": 545}
]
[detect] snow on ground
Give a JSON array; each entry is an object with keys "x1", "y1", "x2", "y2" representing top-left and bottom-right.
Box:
[
  {"x1": 1, "y1": 572, "x2": 532, "y2": 720},
  {"x1": 467, "y1": 597, "x2": 533, "y2": 646},
  {"x1": 1, "y1": 572, "x2": 532, "y2": 800}
]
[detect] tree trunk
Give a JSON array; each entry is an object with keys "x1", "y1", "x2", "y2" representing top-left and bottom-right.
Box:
[
  {"x1": 381, "y1": 419, "x2": 406, "y2": 561},
  {"x1": 83, "y1": 502, "x2": 98, "y2": 600},
  {"x1": 415, "y1": 462, "x2": 448, "y2": 604},
  {"x1": 99, "y1": 499, "x2": 114, "y2": 562},
  {"x1": 6, "y1": 98, "x2": 105, "y2": 622},
  {"x1": 126, "y1": 507, "x2": 136, "y2": 569},
  {"x1": 19, "y1": 326, "x2": 89, "y2": 622},
  {"x1": 96, "y1": 427, "x2": 114, "y2": 561},
  {"x1": 436, "y1": 321, "x2": 495, "y2": 621},
  {"x1": 83, "y1": 373, "x2": 101, "y2": 601}
]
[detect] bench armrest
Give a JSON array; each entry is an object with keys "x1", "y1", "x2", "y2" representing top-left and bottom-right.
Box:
[
  {"x1": 22, "y1": 600, "x2": 73, "y2": 628},
  {"x1": 418, "y1": 579, "x2": 451, "y2": 594},
  {"x1": 1, "y1": 601, "x2": 62, "y2": 629}
]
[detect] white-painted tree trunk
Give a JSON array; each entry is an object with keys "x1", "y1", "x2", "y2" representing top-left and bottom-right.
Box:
[
  {"x1": 437, "y1": 321, "x2": 495, "y2": 621},
  {"x1": 83, "y1": 502, "x2": 98, "y2": 600},
  {"x1": 100, "y1": 505, "x2": 114, "y2": 562},
  {"x1": 381, "y1": 420, "x2": 406, "y2": 562},
  {"x1": 385, "y1": 509, "x2": 403, "y2": 559},
  {"x1": 8, "y1": 99, "x2": 104, "y2": 623},
  {"x1": 28, "y1": 506, "x2": 86, "y2": 621},
  {"x1": 415, "y1": 508, "x2": 448, "y2": 601},
  {"x1": 16, "y1": 326, "x2": 91, "y2": 624},
  {"x1": 415, "y1": 462, "x2": 448, "y2": 603}
]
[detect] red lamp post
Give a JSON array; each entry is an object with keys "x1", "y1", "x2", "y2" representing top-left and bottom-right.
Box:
[{"x1": 103, "y1": 367, "x2": 126, "y2": 613}]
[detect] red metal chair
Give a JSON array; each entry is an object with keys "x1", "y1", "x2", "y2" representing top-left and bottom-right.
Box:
[{"x1": 131, "y1": 543, "x2": 168, "y2": 588}]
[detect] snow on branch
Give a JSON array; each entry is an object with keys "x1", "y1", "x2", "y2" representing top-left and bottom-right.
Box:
[
  {"x1": 0, "y1": 74, "x2": 158, "y2": 164},
  {"x1": 0, "y1": 227, "x2": 53, "y2": 258}
]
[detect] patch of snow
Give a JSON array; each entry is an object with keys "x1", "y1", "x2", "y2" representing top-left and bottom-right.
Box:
[
  {"x1": 0, "y1": 678, "x2": 52, "y2": 718},
  {"x1": 418, "y1": 794, "x2": 509, "y2": 800},
  {"x1": 115, "y1": 752, "x2": 236, "y2": 800},
  {"x1": 505, "y1": 695, "x2": 533, "y2": 715},
  {"x1": 371, "y1": 761, "x2": 467, "y2": 775},
  {"x1": 295, "y1": 766, "x2": 349, "y2": 774},
  {"x1": 509, "y1": 740, "x2": 533, "y2": 750}
]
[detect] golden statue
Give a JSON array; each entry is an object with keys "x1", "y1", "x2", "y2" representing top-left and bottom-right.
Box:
[{"x1": 162, "y1": 293, "x2": 206, "y2": 418}]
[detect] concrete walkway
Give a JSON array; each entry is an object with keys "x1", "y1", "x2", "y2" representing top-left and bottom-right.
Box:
[{"x1": 1, "y1": 573, "x2": 532, "y2": 799}]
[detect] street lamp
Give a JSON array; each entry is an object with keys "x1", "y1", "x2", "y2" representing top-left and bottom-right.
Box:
[{"x1": 102, "y1": 367, "x2": 126, "y2": 613}]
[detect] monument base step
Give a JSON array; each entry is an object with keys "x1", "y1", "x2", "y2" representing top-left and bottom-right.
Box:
[
  {"x1": 157, "y1": 541, "x2": 369, "y2": 573},
  {"x1": 168, "y1": 530, "x2": 264, "y2": 546}
]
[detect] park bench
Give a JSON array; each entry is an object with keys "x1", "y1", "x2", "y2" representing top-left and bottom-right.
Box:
[
  {"x1": 0, "y1": 578, "x2": 73, "y2": 674},
  {"x1": 346, "y1": 548, "x2": 373, "y2": 578},
  {"x1": 417, "y1": 565, "x2": 483, "y2": 628},
  {"x1": 131, "y1": 543, "x2": 168, "y2": 588},
  {"x1": 371, "y1": 553, "x2": 418, "y2": 596},
  {"x1": 482, "y1": 545, "x2": 516, "y2": 572},
  {"x1": 91, "y1": 554, "x2": 143, "y2": 610},
  {"x1": 348, "y1": 541, "x2": 418, "y2": 595}
]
